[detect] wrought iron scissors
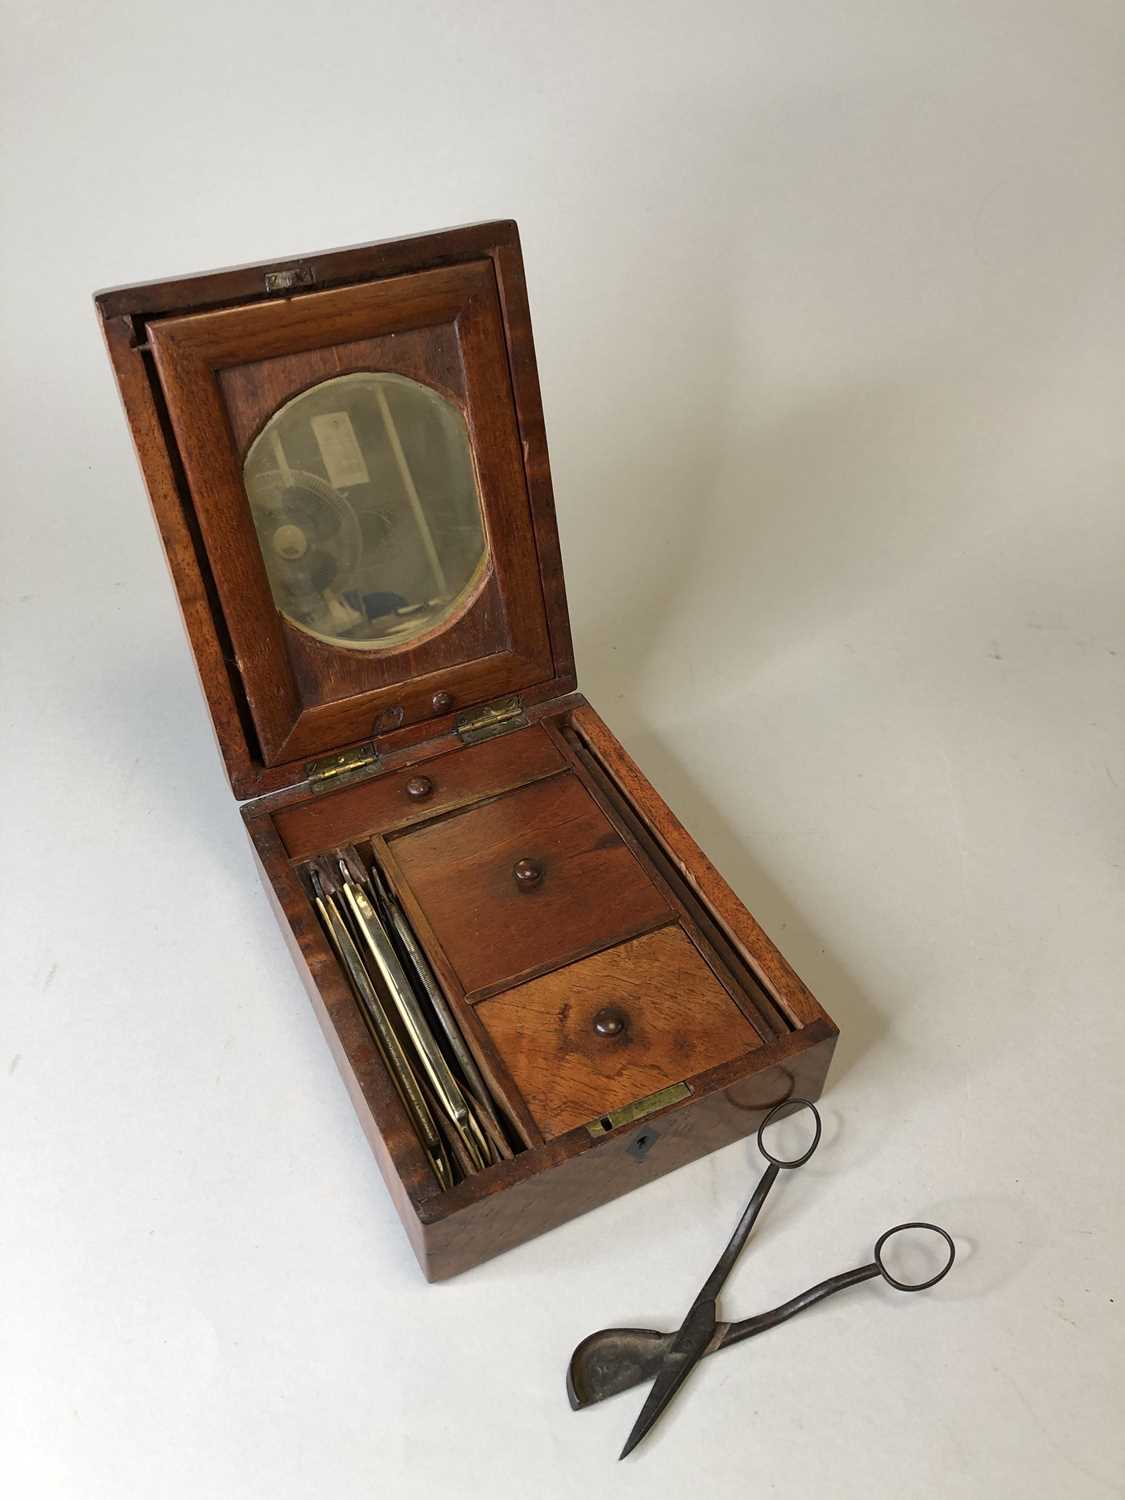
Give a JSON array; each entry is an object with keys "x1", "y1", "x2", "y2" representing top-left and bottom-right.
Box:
[{"x1": 567, "y1": 1099, "x2": 955, "y2": 1459}]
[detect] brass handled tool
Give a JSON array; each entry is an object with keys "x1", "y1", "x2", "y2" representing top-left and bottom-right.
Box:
[
  {"x1": 364, "y1": 857, "x2": 512, "y2": 1161},
  {"x1": 310, "y1": 868, "x2": 453, "y2": 1192},
  {"x1": 336, "y1": 859, "x2": 491, "y2": 1174}
]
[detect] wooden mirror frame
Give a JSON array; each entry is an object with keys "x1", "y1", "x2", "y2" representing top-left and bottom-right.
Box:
[
  {"x1": 148, "y1": 260, "x2": 552, "y2": 765},
  {"x1": 97, "y1": 222, "x2": 575, "y2": 796}
]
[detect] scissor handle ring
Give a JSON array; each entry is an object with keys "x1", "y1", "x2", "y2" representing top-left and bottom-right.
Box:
[
  {"x1": 874, "y1": 1221, "x2": 956, "y2": 1291},
  {"x1": 757, "y1": 1097, "x2": 822, "y2": 1168}
]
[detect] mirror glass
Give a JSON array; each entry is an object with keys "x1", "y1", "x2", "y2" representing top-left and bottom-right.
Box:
[{"x1": 243, "y1": 373, "x2": 488, "y2": 649}]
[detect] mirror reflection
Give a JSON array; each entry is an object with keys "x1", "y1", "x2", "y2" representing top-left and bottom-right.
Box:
[{"x1": 243, "y1": 373, "x2": 488, "y2": 649}]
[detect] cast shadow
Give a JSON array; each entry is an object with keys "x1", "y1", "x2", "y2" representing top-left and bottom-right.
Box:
[
  {"x1": 82, "y1": 642, "x2": 251, "y2": 864},
  {"x1": 909, "y1": 1193, "x2": 1044, "y2": 1303}
]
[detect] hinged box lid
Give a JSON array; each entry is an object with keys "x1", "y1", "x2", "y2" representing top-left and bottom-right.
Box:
[{"x1": 96, "y1": 222, "x2": 575, "y2": 799}]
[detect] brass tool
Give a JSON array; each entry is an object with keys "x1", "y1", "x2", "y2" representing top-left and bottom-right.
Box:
[
  {"x1": 310, "y1": 868, "x2": 453, "y2": 1191},
  {"x1": 336, "y1": 859, "x2": 491, "y2": 1174},
  {"x1": 364, "y1": 856, "x2": 512, "y2": 1161}
]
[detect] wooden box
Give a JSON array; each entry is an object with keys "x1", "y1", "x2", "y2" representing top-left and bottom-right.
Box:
[{"x1": 96, "y1": 221, "x2": 837, "y2": 1280}]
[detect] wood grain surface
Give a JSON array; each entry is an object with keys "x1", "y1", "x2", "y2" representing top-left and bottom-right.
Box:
[
  {"x1": 242, "y1": 717, "x2": 838, "y2": 1278},
  {"x1": 275, "y1": 722, "x2": 564, "y2": 858},
  {"x1": 569, "y1": 705, "x2": 827, "y2": 1029},
  {"x1": 387, "y1": 771, "x2": 673, "y2": 995},
  {"x1": 476, "y1": 926, "x2": 762, "y2": 1138}
]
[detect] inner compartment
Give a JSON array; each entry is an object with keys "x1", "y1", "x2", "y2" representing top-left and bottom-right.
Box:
[
  {"x1": 297, "y1": 841, "x2": 527, "y2": 1195},
  {"x1": 284, "y1": 707, "x2": 794, "y2": 1197}
]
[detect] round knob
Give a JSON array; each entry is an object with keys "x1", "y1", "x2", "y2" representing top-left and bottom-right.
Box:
[
  {"x1": 513, "y1": 857, "x2": 543, "y2": 890},
  {"x1": 432, "y1": 690, "x2": 454, "y2": 715},
  {"x1": 405, "y1": 775, "x2": 434, "y2": 801},
  {"x1": 593, "y1": 1006, "x2": 628, "y2": 1038}
]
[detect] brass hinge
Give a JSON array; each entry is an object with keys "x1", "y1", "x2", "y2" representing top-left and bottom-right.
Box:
[
  {"x1": 305, "y1": 742, "x2": 380, "y2": 793},
  {"x1": 584, "y1": 1082, "x2": 692, "y2": 1139},
  {"x1": 455, "y1": 694, "x2": 528, "y2": 746}
]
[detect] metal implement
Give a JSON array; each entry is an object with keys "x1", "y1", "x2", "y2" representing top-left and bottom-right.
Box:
[
  {"x1": 568, "y1": 1098, "x2": 955, "y2": 1459},
  {"x1": 363, "y1": 858, "x2": 513, "y2": 1161},
  {"x1": 310, "y1": 869, "x2": 452, "y2": 1191},
  {"x1": 614, "y1": 1098, "x2": 821, "y2": 1460},
  {"x1": 305, "y1": 846, "x2": 523, "y2": 1191},
  {"x1": 567, "y1": 1220, "x2": 956, "y2": 1410},
  {"x1": 335, "y1": 859, "x2": 491, "y2": 1174}
]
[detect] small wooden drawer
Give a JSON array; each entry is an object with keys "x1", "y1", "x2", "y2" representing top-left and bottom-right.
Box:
[
  {"x1": 387, "y1": 771, "x2": 672, "y2": 995},
  {"x1": 273, "y1": 723, "x2": 565, "y2": 859},
  {"x1": 475, "y1": 926, "x2": 763, "y2": 1138}
]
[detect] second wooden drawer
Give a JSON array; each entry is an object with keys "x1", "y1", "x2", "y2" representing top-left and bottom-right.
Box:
[{"x1": 387, "y1": 771, "x2": 672, "y2": 996}]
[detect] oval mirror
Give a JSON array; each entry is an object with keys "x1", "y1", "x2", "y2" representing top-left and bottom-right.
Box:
[{"x1": 243, "y1": 372, "x2": 488, "y2": 650}]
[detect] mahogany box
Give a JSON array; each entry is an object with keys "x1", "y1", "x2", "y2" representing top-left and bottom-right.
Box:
[{"x1": 96, "y1": 221, "x2": 837, "y2": 1279}]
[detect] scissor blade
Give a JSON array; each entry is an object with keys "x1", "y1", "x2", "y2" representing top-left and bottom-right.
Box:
[
  {"x1": 619, "y1": 1299, "x2": 716, "y2": 1460},
  {"x1": 567, "y1": 1327, "x2": 674, "y2": 1410}
]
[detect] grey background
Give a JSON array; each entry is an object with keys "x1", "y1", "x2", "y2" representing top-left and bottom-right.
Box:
[{"x1": 2, "y1": 3, "x2": 1122, "y2": 1496}]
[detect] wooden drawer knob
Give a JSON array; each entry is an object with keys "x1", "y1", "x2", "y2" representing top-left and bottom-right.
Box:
[
  {"x1": 432, "y1": 690, "x2": 454, "y2": 714},
  {"x1": 405, "y1": 775, "x2": 434, "y2": 801},
  {"x1": 513, "y1": 857, "x2": 543, "y2": 890},
  {"x1": 593, "y1": 1006, "x2": 627, "y2": 1038}
]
